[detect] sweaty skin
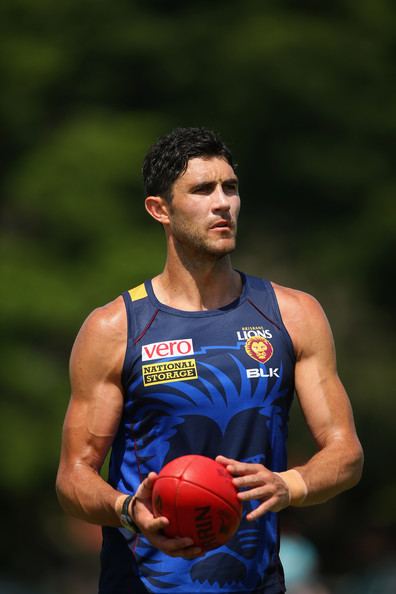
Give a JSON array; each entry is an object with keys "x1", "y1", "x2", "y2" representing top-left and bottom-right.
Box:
[{"x1": 56, "y1": 156, "x2": 363, "y2": 559}]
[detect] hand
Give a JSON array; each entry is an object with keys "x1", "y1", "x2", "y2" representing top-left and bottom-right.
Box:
[
  {"x1": 216, "y1": 455, "x2": 290, "y2": 520},
  {"x1": 130, "y1": 472, "x2": 204, "y2": 559}
]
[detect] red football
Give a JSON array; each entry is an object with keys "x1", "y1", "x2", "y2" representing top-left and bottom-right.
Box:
[{"x1": 152, "y1": 455, "x2": 242, "y2": 551}]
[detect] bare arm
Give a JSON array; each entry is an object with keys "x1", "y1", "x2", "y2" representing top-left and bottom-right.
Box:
[
  {"x1": 56, "y1": 297, "x2": 129, "y2": 526},
  {"x1": 56, "y1": 297, "x2": 203, "y2": 558},
  {"x1": 280, "y1": 287, "x2": 363, "y2": 504},
  {"x1": 217, "y1": 285, "x2": 363, "y2": 518}
]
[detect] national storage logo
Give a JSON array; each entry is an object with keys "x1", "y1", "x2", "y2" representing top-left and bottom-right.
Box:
[{"x1": 142, "y1": 358, "x2": 198, "y2": 386}]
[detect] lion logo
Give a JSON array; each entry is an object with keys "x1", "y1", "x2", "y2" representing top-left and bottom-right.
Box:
[{"x1": 245, "y1": 336, "x2": 273, "y2": 364}]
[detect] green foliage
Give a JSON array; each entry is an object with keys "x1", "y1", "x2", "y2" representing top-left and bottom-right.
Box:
[{"x1": 0, "y1": 0, "x2": 395, "y2": 583}]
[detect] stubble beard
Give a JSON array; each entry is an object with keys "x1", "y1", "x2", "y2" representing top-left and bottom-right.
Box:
[{"x1": 170, "y1": 217, "x2": 237, "y2": 263}]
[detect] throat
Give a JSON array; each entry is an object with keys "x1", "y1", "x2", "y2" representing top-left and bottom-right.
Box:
[{"x1": 152, "y1": 269, "x2": 243, "y2": 311}]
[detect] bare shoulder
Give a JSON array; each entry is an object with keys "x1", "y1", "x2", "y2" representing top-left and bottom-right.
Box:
[
  {"x1": 77, "y1": 295, "x2": 127, "y2": 342},
  {"x1": 70, "y1": 295, "x2": 127, "y2": 380},
  {"x1": 271, "y1": 282, "x2": 333, "y2": 358},
  {"x1": 271, "y1": 282, "x2": 327, "y2": 323}
]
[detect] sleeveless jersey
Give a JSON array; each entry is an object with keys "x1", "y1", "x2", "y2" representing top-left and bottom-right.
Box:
[{"x1": 99, "y1": 273, "x2": 296, "y2": 594}]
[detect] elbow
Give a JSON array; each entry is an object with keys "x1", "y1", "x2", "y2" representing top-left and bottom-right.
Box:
[
  {"x1": 55, "y1": 467, "x2": 75, "y2": 516},
  {"x1": 55, "y1": 471, "x2": 68, "y2": 512},
  {"x1": 346, "y1": 441, "x2": 364, "y2": 489}
]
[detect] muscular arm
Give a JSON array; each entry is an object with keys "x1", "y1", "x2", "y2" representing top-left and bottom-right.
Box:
[
  {"x1": 217, "y1": 285, "x2": 363, "y2": 518},
  {"x1": 56, "y1": 297, "x2": 127, "y2": 526},
  {"x1": 56, "y1": 298, "x2": 203, "y2": 558},
  {"x1": 279, "y1": 286, "x2": 364, "y2": 505}
]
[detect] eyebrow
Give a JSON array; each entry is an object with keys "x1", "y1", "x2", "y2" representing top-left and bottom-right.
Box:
[{"x1": 189, "y1": 177, "x2": 239, "y2": 192}]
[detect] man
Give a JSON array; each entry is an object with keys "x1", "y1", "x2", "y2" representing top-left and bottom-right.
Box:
[{"x1": 56, "y1": 127, "x2": 363, "y2": 594}]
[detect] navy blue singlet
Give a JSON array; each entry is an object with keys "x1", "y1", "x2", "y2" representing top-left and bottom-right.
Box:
[{"x1": 99, "y1": 273, "x2": 295, "y2": 594}]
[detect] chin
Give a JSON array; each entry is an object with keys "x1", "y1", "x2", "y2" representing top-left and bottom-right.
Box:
[{"x1": 207, "y1": 241, "x2": 236, "y2": 258}]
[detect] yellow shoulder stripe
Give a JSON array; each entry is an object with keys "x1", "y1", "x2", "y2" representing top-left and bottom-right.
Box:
[{"x1": 129, "y1": 283, "x2": 148, "y2": 301}]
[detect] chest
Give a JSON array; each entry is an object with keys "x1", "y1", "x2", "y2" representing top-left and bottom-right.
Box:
[{"x1": 126, "y1": 307, "x2": 295, "y2": 422}]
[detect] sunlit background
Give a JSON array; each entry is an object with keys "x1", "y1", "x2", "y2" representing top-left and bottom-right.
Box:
[{"x1": 1, "y1": 1, "x2": 395, "y2": 593}]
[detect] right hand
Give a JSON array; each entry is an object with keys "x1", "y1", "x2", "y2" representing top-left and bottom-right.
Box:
[{"x1": 129, "y1": 472, "x2": 204, "y2": 559}]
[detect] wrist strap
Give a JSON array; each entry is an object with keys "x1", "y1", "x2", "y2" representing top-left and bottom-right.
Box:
[
  {"x1": 275, "y1": 469, "x2": 308, "y2": 506},
  {"x1": 120, "y1": 494, "x2": 141, "y2": 533}
]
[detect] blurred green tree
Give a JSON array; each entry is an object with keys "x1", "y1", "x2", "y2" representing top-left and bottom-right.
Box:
[{"x1": 0, "y1": 0, "x2": 395, "y2": 587}]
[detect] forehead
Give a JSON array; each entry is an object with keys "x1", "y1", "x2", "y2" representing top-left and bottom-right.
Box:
[{"x1": 177, "y1": 157, "x2": 237, "y2": 186}]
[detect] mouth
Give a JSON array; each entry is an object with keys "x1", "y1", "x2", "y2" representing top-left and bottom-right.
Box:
[{"x1": 210, "y1": 220, "x2": 234, "y2": 231}]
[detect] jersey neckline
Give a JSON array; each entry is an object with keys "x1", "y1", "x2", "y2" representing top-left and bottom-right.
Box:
[{"x1": 144, "y1": 271, "x2": 248, "y2": 318}]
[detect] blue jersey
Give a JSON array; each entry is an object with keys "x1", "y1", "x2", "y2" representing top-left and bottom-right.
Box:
[{"x1": 99, "y1": 273, "x2": 295, "y2": 594}]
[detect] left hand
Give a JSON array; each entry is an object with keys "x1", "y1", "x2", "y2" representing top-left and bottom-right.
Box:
[
  {"x1": 216, "y1": 455, "x2": 290, "y2": 520},
  {"x1": 131, "y1": 473, "x2": 203, "y2": 559}
]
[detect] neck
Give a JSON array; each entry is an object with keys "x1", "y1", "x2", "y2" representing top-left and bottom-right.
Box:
[{"x1": 152, "y1": 253, "x2": 242, "y2": 311}]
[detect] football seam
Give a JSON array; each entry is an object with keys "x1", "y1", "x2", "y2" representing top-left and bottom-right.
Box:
[{"x1": 165, "y1": 475, "x2": 242, "y2": 518}]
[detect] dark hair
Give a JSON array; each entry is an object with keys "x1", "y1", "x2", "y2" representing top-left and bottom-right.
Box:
[{"x1": 142, "y1": 127, "x2": 236, "y2": 201}]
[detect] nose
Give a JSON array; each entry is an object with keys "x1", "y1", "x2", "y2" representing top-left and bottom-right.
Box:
[{"x1": 212, "y1": 186, "x2": 231, "y2": 212}]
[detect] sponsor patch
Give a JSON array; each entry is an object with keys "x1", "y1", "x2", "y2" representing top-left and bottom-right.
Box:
[
  {"x1": 246, "y1": 368, "x2": 280, "y2": 378},
  {"x1": 142, "y1": 358, "x2": 198, "y2": 386},
  {"x1": 236, "y1": 325, "x2": 272, "y2": 341},
  {"x1": 245, "y1": 335, "x2": 273, "y2": 364},
  {"x1": 142, "y1": 338, "x2": 194, "y2": 361}
]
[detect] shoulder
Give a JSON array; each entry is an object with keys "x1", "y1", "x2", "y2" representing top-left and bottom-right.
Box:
[
  {"x1": 70, "y1": 296, "x2": 127, "y2": 378},
  {"x1": 271, "y1": 282, "x2": 333, "y2": 359},
  {"x1": 271, "y1": 282, "x2": 326, "y2": 321},
  {"x1": 82, "y1": 295, "x2": 126, "y2": 334},
  {"x1": 78, "y1": 295, "x2": 127, "y2": 341}
]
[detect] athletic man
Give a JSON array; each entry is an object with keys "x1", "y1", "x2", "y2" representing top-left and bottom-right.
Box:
[{"x1": 56, "y1": 127, "x2": 363, "y2": 594}]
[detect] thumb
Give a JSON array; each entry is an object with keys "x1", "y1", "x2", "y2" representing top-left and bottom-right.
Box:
[{"x1": 136, "y1": 472, "x2": 158, "y2": 498}]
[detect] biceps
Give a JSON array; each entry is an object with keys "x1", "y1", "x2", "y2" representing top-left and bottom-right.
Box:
[{"x1": 295, "y1": 358, "x2": 356, "y2": 448}]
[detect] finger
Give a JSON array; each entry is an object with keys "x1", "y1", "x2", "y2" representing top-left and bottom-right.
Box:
[
  {"x1": 233, "y1": 471, "x2": 272, "y2": 488},
  {"x1": 227, "y1": 461, "x2": 265, "y2": 476},
  {"x1": 246, "y1": 497, "x2": 278, "y2": 520},
  {"x1": 136, "y1": 472, "x2": 158, "y2": 497},
  {"x1": 175, "y1": 546, "x2": 205, "y2": 560},
  {"x1": 237, "y1": 485, "x2": 274, "y2": 501},
  {"x1": 216, "y1": 455, "x2": 238, "y2": 466},
  {"x1": 151, "y1": 533, "x2": 199, "y2": 555},
  {"x1": 140, "y1": 514, "x2": 170, "y2": 533},
  {"x1": 217, "y1": 455, "x2": 267, "y2": 476},
  {"x1": 170, "y1": 545, "x2": 204, "y2": 560},
  {"x1": 246, "y1": 494, "x2": 289, "y2": 520}
]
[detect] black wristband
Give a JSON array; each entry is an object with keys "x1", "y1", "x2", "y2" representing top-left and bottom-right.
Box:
[{"x1": 120, "y1": 495, "x2": 141, "y2": 534}]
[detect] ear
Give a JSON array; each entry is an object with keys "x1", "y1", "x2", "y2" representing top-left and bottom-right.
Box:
[{"x1": 145, "y1": 196, "x2": 170, "y2": 225}]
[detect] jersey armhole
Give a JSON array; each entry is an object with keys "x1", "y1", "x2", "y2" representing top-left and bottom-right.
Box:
[
  {"x1": 121, "y1": 291, "x2": 134, "y2": 390},
  {"x1": 268, "y1": 282, "x2": 296, "y2": 362}
]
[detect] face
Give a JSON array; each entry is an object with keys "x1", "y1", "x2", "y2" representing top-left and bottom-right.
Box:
[
  {"x1": 251, "y1": 341, "x2": 267, "y2": 358},
  {"x1": 166, "y1": 157, "x2": 240, "y2": 260}
]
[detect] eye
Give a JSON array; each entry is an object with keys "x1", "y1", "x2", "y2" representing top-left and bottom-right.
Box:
[
  {"x1": 223, "y1": 182, "x2": 239, "y2": 195},
  {"x1": 191, "y1": 183, "x2": 215, "y2": 195}
]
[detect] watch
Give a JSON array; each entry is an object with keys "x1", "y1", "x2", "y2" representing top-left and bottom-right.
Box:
[{"x1": 120, "y1": 495, "x2": 141, "y2": 534}]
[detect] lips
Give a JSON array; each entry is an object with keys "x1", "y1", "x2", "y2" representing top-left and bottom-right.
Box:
[{"x1": 210, "y1": 220, "x2": 233, "y2": 230}]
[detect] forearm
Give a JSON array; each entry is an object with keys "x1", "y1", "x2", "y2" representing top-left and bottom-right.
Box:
[
  {"x1": 287, "y1": 437, "x2": 364, "y2": 506},
  {"x1": 56, "y1": 462, "x2": 125, "y2": 526}
]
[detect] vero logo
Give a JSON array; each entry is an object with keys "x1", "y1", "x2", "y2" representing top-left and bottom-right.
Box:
[{"x1": 141, "y1": 338, "x2": 194, "y2": 361}]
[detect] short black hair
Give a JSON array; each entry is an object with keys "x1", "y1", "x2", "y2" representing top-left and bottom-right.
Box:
[{"x1": 142, "y1": 127, "x2": 236, "y2": 201}]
